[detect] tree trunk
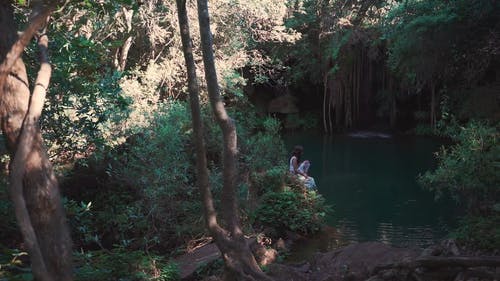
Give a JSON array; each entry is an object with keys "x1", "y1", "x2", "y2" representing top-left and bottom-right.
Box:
[
  {"x1": 114, "y1": 7, "x2": 134, "y2": 71},
  {"x1": 0, "y1": 3, "x2": 73, "y2": 281},
  {"x1": 328, "y1": 77, "x2": 335, "y2": 132},
  {"x1": 389, "y1": 75, "x2": 396, "y2": 128},
  {"x1": 430, "y1": 81, "x2": 437, "y2": 131},
  {"x1": 345, "y1": 63, "x2": 352, "y2": 128},
  {"x1": 175, "y1": 0, "x2": 221, "y2": 240},
  {"x1": 322, "y1": 73, "x2": 328, "y2": 133},
  {"x1": 177, "y1": 1, "x2": 272, "y2": 280}
]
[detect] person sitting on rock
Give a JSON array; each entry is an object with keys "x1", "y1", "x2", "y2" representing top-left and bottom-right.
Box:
[{"x1": 289, "y1": 145, "x2": 317, "y2": 189}]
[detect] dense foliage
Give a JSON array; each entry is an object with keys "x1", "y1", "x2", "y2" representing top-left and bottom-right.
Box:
[
  {"x1": 1, "y1": 0, "x2": 499, "y2": 279},
  {"x1": 420, "y1": 121, "x2": 499, "y2": 212},
  {"x1": 383, "y1": 0, "x2": 500, "y2": 86},
  {"x1": 272, "y1": 0, "x2": 499, "y2": 130},
  {"x1": 419, "y1": 121, "x2": 499, "y2": 249}
]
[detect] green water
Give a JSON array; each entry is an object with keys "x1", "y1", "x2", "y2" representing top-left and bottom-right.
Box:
[{"x1": 284, "y1": 132, "x2": 459, "y2": 253}]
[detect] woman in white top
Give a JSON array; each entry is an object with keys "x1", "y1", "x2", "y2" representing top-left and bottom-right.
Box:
[{"x1": 289, "y1": 145, "x2": 316, "y2": 189}]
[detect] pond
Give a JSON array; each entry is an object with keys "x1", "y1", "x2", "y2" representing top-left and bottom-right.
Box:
[{"x1": 283, "y1": 132, "x2": 460, "y2": 260}]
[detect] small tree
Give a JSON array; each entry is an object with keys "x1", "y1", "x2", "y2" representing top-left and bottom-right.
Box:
[{"x1": 175, "y1": 0, "x2": 272, "y2": 280}]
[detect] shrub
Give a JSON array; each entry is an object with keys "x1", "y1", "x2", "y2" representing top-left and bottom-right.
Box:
[
  {"x1": 0, "y1": 187, "x2": 18, "y2": 244},
  {"x1": 0, "y1": 248, "x2": 31, "y2": 281},
  {"x1": 419, "y1": 121, "x2": 499, "y2": 213},
  {"x1": 109, "y1": 102, "x2": 204, "y2": 248},
  {"x1": 243, "y1": 117, "x2": 286, "y2": 171},
  {"x1": 62, "y1": 102, "x2": 204, "y2": 251},
  {"x1": 451, "y1": 214, "x2": 500, "y2": 251},
  {"x1": 74, "y1": 247, "x2": 180, "y2": 281},
  {"x1": 420, "y1": 120, "x2": 499, "y2": 250},
  {"x1": 62, "y1": 99, "x2": 292, "y2": 253},
  {"x1": 250, "y1": 166, "x2": 286, "y2": 195},
  {"x1": 414, "y1": 123, "x2": 435, "y2": 136},
  {"x1": 253, "y1": 190, "x2": 330, "y2": 235},
  {"x1": 191, "y1": 258, "x2": 224, "y2": 280},
  {"x1": 242, "y1": 117, "x2": 287, "y2": 195}
]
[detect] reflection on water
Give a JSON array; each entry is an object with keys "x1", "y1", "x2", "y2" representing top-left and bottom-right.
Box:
[
  {"x1": 337, "y1": 219, "x2": 441, "y2": 248},
  {"x1": 284, "y1": 132, "x2": 459, "y2": 259}
]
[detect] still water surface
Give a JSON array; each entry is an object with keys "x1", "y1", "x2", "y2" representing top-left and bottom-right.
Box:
[{"x1": 283, "y1": 132, "x2": 460, "y2": 257}]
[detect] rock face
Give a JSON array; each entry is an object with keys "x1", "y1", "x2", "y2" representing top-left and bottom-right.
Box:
[
  {"x1": 309, "y1": 242, "x2": 419, "y2": 281},
  {"x1": 267, "y1": 242, "x2": 419, "y2": 281},
  {"x1": 176, "y1": 239, "x2": 499, "y2": 280}
]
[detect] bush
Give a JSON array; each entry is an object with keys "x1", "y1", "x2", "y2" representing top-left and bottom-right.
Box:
[
  {"x1": 74, "y1": 248, "x2": 180, "y2": 281},
  {"x1": 0, "y1": 248, "x2": 31, "y2": 281},
  {"x1": 451, "y1": 214, "x2": 500, "y2": 251},
  {"x1": 250, "y1": 166, "x2": 286, "y2": 195},
  {"x1": 191, "y1": 258, "x2": 224, "y2": 280},
  {"x1": 243, "y1": 117, "x2": 286, "y2": 172},
  {"x1": 414, "y1": 123, "x2": 435, "y2": 136},
  {"x1": 0, "y1": 187, "x2": 18, "y2": 244},
  {"x1": 1, "y1": 247, "x2": 180, "y2": 281},
  {"x1": 419, "y1": 121, "x2": 499, "y2": 212},
  {"x1": 66, "y1": 101, "x2": 290, "y2": 251},
  {"x1": 253, "y1": 190, "x2": 330, "y2": 235},
  {"x1": 420, "y1": 120, "x2": 499, "y2": 250},
  {"x1": 108, "y1": 102, "x2": 204, "y2": 248},
  {"x1": 241, "y1": 116, "x2": 287, "y2": 196}
]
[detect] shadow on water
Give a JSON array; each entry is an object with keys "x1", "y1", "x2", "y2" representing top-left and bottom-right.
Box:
[{"x1": 283, "y1": 132, "x2": 461, "y2": 262}]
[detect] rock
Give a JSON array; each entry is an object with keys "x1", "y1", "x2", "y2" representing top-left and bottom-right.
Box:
[
  {"x1": 201, "y1": 276, "x2": 221, "y2": 281},
  {"x1": 275, "y1": 238, "x2": 287, "y2": 251},
  {"x1": 441, "y1": 239, "x2": 461, "y2": 256},
  {"x1": 267, "y1": 263, "x2": 309, "y2": 281},
  {"x1": 364, "y1": 277, "x2": 385, "y2": 281},
  {"x1": 421, "y1": 244, "x2": 443, "y2": 257},
  {"x1": 308, "y1": 242, "x2": 419, "y2": 281},
  {"x1": 421, "y1": 239, "x2": 462, "y2": 258}
]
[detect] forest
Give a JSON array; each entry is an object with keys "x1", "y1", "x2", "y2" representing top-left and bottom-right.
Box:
[{"x1": 0, "y1": 0, "x2": 498, "y2": 280}]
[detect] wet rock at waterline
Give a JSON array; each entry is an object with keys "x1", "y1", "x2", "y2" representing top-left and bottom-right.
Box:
[
  {"x1": 267, "y1": 241, "x2": 500, "y2": 281},
  {"x1": 268, "y1": 242, "x2": 418, "y2": 281}
]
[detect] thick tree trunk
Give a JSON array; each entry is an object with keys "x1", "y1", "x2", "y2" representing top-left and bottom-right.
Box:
[
  {"x1": 0, "y1": 3, "x2": 73, "y2": 281},
  {"x1": 177, "y1": 1, "x2": 272, "y2": 280}
]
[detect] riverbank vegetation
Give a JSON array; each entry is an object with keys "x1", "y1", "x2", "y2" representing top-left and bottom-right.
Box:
[
  {"x1": 420, "y1": 120, "x2": 500, "y2": 251},
  {"x1": 0, "y1": 0, "x2": 498, "y2": 280}
]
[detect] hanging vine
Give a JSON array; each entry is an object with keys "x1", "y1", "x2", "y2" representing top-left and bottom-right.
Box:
[{"x1": 322, "y1": 29, "x2": 369, "y2": 132}]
